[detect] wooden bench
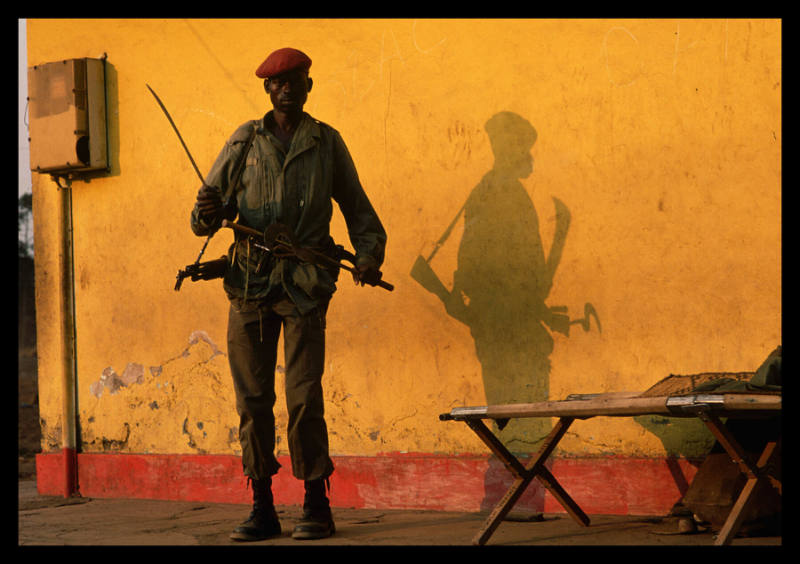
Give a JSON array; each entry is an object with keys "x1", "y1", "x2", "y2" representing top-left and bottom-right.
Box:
[{"x1": 440, "y1": 391, "x2": 781, "y2": 545}]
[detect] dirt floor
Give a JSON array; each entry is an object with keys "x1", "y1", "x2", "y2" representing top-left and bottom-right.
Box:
[{"x1": 16, "y1": 478, "x2": 784, "y2": 547}]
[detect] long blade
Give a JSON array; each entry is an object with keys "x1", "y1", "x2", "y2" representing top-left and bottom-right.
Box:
[
  {"x1": 148, "y1": 83, "x2": 215, "y2": 290},
  {"x1": 146, "y1": 83, "x2": 205, "y2": 185}
]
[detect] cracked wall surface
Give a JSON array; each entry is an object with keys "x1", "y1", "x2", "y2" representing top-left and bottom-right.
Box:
[{"x1": 79, "y1": 331, "x2": 240, "y2": 455}]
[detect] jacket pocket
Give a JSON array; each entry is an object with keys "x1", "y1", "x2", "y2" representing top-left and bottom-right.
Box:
[
  {"x1": 291, "y1": 262, "x2": 337, "y2": 300},
  {"x1": 234, "y1": 238, "x2": 272, "y2": 278},
  {"x1": 242, "y1": 156, "x2": 265, "y2": 210}
]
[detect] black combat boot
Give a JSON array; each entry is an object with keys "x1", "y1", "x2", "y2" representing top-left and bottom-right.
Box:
[
  {"x1": 292, "y1": 478, "x2": 335, "y2": 540},
  {"x1": 230, "y1": 477, "x2": 282, "y2": 541}
]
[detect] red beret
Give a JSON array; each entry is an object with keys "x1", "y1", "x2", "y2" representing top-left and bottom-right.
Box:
[{"x1": 255, "y1": 48, "x2": 312, "y2": 79}]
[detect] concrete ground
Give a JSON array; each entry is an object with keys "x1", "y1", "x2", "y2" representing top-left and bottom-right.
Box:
[{"x1": 18, "y1": 479, "x2": 781, "y2": 547}]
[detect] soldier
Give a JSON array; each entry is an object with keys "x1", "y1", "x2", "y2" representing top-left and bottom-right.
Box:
[{"x1": 191, "y1": 47, "x2": 387, "y2": 541}]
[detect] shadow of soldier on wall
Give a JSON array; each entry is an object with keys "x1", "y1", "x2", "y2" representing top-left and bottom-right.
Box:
[{"x1": 412, "y1": 112, "x2": 600, "y2": 459}]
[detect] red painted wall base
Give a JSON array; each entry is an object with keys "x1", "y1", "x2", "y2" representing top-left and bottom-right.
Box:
[{"x1": 35, "y1": 452, "x2": 699, "y2": 515}]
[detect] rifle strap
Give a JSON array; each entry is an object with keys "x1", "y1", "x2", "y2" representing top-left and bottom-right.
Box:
[{"x1": 222, "y1": 123, "x2": 258, "y2": 205}]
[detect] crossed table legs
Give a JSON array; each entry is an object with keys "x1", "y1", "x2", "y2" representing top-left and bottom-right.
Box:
[
  {"x1": 697, "y1": 412, "x2": 782, "y2": 546},
  {"x1": 464, "y1": 416, "x2": 589, "y2": 545},
  {"x1": 460, "y1": 412, "x2": 780, "y2": 546}
]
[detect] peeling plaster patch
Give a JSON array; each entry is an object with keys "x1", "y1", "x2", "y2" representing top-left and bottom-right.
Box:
[
  {"x1": 91, "y1": 364, "x2": 144, "y2": 398},
  {"x1": 90, "y1": 332, "x2": 225, "y2": 399},
  {"x1": 175, "y1": 330, "x2": 224, "y2": 360},
  {"x1": 99, "y1": 423, "x2": 131, "y2": 451},
  {"x1": 121, "y1": 363, "x2": 144, "y2": 386},
  {"x1": 369, "y1": 430, "x2": 380, "y2": 441},
  {"x1": 186, "y1": 330, "x2": 224, "y2": 359},
  {"x1": 89, "y1": 380, "x2": 104, "y2": 398},
  {"x1": 82, "y1": 330, "x2": 238, "y2": 454},
  {"x1": 91, "y1": 366, "x2": 121, "y2": 397},
  {"x1": 183, "y1": 418, "x2": 195, "y2": 449},
  {"x1": 182, "y1": 417, "x2": 208, "y2": 452}
]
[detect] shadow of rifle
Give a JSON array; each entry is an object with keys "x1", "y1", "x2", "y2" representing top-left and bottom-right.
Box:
[{"x1": 411, "y1": 197, "x2": 599, "y2": 335}]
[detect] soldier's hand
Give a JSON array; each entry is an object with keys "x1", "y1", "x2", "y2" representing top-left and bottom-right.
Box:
[
  {"x1": 352, "y1": 264, "x2": 382, "y2": 287},
  {"x1": 196, "y1": 184, "x2": 223, "y2": 221}
]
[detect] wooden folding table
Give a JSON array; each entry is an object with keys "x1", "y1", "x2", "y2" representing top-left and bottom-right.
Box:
[{"x1": 439, "y1": 391, "x2": 781, "y2": 545}]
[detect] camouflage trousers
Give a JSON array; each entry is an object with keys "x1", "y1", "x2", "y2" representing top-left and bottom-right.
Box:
[{"x1": 227, "y1": 296, "x2": 335, "y2": 482}]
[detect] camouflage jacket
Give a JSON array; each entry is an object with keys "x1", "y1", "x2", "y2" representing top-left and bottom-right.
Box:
[{"x1": 191, "y1": 111, "x2": 387, "y2": 313}]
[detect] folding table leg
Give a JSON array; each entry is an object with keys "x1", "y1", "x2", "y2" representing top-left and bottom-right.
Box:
[
  {"x1": 699, "y1": 413, "x2": 782, "y2": 546},
  {"x1": 465, "y1": 417, "x2": 589, "y2": 545},
  {"x1": 535, "y1": 464, "x2": 591, "y2": 528}
]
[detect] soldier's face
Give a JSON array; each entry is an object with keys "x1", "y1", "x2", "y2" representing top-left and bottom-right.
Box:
[{"x1": 265, "y1": 70, "x2": 312, "y2": 113}]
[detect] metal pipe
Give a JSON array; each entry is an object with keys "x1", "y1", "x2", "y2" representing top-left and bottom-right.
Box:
[{"x1": 57, "y1": 177, "x2": 79, "y2": 497}]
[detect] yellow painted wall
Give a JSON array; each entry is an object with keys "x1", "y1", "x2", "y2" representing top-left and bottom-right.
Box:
[{"x1": 29, "y1": 19, "x2": 781, "y2": 462}]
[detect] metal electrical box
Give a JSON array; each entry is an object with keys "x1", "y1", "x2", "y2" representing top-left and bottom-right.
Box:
[{"x1": 28, "y1": 57, "x2": 108, "y2": 174}]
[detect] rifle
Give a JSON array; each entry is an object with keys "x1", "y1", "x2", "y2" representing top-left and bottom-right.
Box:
[
  {"x1": 222, "y1": 220, "x2": 394, "y2": 292},
  {"x1": 174, "y1": 256, "x2": 229, "y2": 290}
]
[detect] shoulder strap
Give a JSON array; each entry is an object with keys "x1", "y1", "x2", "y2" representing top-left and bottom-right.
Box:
[{"x1": 222, "y1": 124, "x2": 258, "y2": 205}]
